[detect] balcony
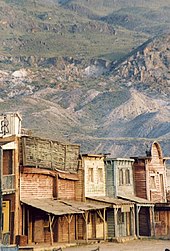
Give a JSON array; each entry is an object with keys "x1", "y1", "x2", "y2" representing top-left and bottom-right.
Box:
[{"x1": 2, "y1": 174, "x2": 15, "y2": 194}]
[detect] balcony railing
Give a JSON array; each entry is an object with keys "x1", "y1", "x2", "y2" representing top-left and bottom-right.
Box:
[{"x1": 2, "y1": 174, "x2": 15, "y2": 193}]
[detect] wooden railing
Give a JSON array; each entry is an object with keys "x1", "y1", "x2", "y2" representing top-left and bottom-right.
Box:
[{"x1": 2, "y1": 174, "x2": 15, "y2": 192}]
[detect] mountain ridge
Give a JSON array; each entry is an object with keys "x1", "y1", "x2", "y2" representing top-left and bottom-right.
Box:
[{"x1": 0, "y1": 0, "x2": 170, "y2": 157}]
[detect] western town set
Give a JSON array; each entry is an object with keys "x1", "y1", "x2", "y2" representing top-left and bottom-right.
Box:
[{"x1": 0, "y1": 112, "x2": 170, "y2": 247}]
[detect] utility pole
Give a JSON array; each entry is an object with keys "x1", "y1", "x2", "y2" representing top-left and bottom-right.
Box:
[{"x1": 0, "y1": 147, "x2": 3, "y2": 242}]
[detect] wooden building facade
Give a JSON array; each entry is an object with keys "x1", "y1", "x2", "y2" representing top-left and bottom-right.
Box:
[
  {"x1": 132, "y1": 141, "x2": 170, "y2": 239},
  {"x1": 104, "y1": 158, "x2": 155, "y2": 238},
  {"x1": 132, "y1": 141, "x2": 167, "y2": 203},
  {"x1": 0, "y1": 113, "x2": 108, "y2": 245},
  {"x1": 80, "y1": 154, "x2": 136, "y2": 241},
  {"x1": 0, "y1": 112, "x2": 22, "y2": 244}
]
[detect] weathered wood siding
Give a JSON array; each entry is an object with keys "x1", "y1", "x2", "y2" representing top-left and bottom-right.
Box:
[
  {"x1": 147, "y1": 144, "x2": 166, "y2": 202},
  {"x1": 133, "y1": 160, "x2": 147, "y2": 199},
  {"x1": 133, "y1": 142, "x2": 167, "y2": 203},
  {"x1": 116, "y1": 160, "x2": 134, "y2": 196},
  {"x1": 105, "y1": 161, "x2": 115, "y2": 197},
  {"x1": 107, "y1": 209, "x2": 115, "y2": 238},
  {"x1": 155, "y1": 210, "x2": 170, "y2": 237},
  {"x1": 83, "y1": 156, "x2": 106, "y2": 197},
  {"x1": 20, "y1": 136, "x2": 80, "y2": 172},
  {"x1": 20, "y1": 173, "x2": 53, "y2": 199}
]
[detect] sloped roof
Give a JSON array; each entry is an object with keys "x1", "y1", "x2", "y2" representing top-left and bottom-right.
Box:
[
  {"x1": 87, "y1": 196, "x2": 134, "y2": 205},
  {"x1": 21, "y1": 198, "x2": 108, "y2": 216},
  {"x1": 21, "y1": 198, "x2": 83, "y2": 216},
  {"x1": 117, "y1": 194, "x2": 154, "y2": 206},
  {"x1": 61, "y1": 200, "x2": 108, "y2": 211}
]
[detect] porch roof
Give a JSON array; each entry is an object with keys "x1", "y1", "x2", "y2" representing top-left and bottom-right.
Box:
[
  {"x1": 21, "y1": 198, "x2": 83, "y2": 216},
  {"x1": 21, "y1": 198, "x2": 108, "y2": 216},
  {"x1": 61, "y1": 199, "x2": 109, "y2": 211},
  {"x1": 87, "y1": 196, "x2": 134, "y2": 206},
  {"x1": 117, "y1": 194, "x2": 154, "y2": 206}
]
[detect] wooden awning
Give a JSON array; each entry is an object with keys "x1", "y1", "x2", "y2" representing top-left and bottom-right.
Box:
[{"x1": 21, "y1": 198, "x2": 83, "y2": 215}]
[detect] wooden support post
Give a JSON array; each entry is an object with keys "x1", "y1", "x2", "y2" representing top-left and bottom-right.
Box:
[
  {"x1": 114, "y1": 207, "x2": 118, "y2": 238},
  {"x1": 75, "y1": 215, "x2": 78, "y2": 242},
  {"x1": 64, "y1": 214, "x2": 73, "y2": 243},
  {"x1": 27, "y1": 209, "x2": 30, "y2": 243},
  {"x1": 132, "y1": 207, "x2": 136, "y2": 237},
  {"x1": 68, "y1": 215, "x2": 71, "y2": 243},
  {"x1": 103, "y1": 208, "x2": 106, "y2": 241},
  {"x1": 82, "y1": 211, "x2": 89, "y2": 243},
  {"x1": 151, "y1": 206, "x2": 155, "y2": 237},
  {"x1": 49, "y1": 214, "x2": 54, "y2": 246},
  {"x1": 29, "y1": 212, "x2": 32, "y2": 244},
  {"x1": 97, "y1": 209, "x2": 106, "y2": 241},
  {"x1": 136, "y1": 205, "x2": 141, "y2": 238}
]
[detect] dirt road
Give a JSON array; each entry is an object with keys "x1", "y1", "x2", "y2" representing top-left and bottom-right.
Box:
[{"x1": 63, "y1": 239, "x2": 170, "y2": 251}]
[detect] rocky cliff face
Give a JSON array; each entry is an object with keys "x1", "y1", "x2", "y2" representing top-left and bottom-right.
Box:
[{"x1": 110, "y1": 34, "x2": 170, "y2": 97}]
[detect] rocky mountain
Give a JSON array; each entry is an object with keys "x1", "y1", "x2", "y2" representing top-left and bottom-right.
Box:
[{"x1": 0, "y1": 0, "x2": 170, "y2": 158}]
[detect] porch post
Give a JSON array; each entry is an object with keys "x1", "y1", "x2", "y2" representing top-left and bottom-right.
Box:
[
  {"x1": 103, "y1": 208, "x2": 106, "y2": 241},
  {"x1": 75, "y1": 215, "x2": 78, "y2": 242},
  {"x1": 136, "y1": 205, "x2": 141, "y2": 238},
  {"x1": 151, "y1": 206, "x2": 155, "y2": 237},
  {"x1": 132, "y1": 207, "x2": 136, "y2": 237},
  {"x1": 85, "y1": 211, "x2": 89, "y2": 243},
  {"x1": 27, "y1": 209, "x2": 30, "y2": 243},
  {"x1": 114, "y1": 207, "x2": 118, "y2": 238},
  {"x1": 49, "y1": 214, "x2": 54, "y2": 245}
]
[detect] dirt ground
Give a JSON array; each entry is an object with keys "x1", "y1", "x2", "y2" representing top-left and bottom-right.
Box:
[{"x1": 63, "y1": 239, "x2": 170, "y2": 251}]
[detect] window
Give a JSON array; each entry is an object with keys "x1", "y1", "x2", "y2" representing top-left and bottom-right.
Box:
[
  {"x1": 98, "y1": 168, "x2": 103, "y2": 182},
  {"x1": 125, "y1": 169, "x2": 130, "y2": 184},
  {"x1": 119, "y1": 169, "x2": 124, "y2": 185},
  {"x1": 117, "y1": 209, "x2": 124, "y2": 224},
  {"x1": 150, "y1": 175, "x2": 156, "y2": 189},
  {"x1": 88, "y1": 168, "x2": 94, "y2": 182}
]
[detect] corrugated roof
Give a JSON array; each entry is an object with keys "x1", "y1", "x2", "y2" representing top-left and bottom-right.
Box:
[
  {"x1": 117, "y1": 194, "x2": 154, "y2": 205},
  {"x1": 87, "y1": 196, "x2": 134, "y2": 205},
  {"x1": 21, "y1": 198, "x2": 83, "y2": 215}
]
